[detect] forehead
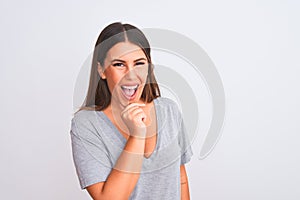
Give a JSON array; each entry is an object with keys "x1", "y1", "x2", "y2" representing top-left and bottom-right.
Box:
[{"x1": 106, "y1": 42, "x2": 146, "y2": 61}]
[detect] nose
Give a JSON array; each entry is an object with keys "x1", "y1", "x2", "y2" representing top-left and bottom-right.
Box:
[{"x1": 125, "y1": 65, "x2": 137, "y2": 80}]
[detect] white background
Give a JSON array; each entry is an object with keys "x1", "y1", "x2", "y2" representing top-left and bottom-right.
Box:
[{"x1": 1, "y1": 0, "x2": 299, "y2": 199}]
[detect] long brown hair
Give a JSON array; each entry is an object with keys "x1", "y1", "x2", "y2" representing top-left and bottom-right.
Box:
[{"x1": 75, "y1": 22, "x2": 160, "y2": 114}]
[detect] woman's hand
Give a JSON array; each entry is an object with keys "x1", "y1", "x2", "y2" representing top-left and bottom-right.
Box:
[{"x1": 121, "y1": 103, "x2": 147, "y2": 138}]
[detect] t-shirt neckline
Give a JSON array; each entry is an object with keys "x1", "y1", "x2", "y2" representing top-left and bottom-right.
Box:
[{"x1": 97, "y1": 97, "x2": 161, "y2": 160}]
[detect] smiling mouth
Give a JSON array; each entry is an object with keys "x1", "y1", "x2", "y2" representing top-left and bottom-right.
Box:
[{"x1": 121, "y1": 84, "x2": 139, "y2": 99}]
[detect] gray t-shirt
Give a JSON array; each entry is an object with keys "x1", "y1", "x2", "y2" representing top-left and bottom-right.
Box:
[{"x1": 70, "y1": 97, "x2": 193, "y2": 200}]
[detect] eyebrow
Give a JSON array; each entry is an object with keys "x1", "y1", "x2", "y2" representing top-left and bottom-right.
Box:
[{"x1": 111, "y1": 58, "x2": 147, "y2": 63}]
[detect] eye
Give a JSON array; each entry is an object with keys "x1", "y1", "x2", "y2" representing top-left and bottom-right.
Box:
[
  {"x1": 112, "y1": 63, "x2": 125, "y2": 67},
  {"x1": 135, "y1": 62, "x2": 146, "y2": 66}
]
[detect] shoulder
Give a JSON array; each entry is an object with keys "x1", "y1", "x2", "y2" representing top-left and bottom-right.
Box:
[
  {"x1": 155, "y1": 96, "x2": 180, "y2": 109},
  {"x1": 155, "y1": 97, "x2": 182, "y2": 123},
  {"x1": 155, "y1": 96, "x2": 181, "y2": 114},
  {"x1": 72, "y1": 109, "x2": 95, "y2": 125},
  {"x1": 70, "y1": 109, "x2": 100, "y2": 136}
]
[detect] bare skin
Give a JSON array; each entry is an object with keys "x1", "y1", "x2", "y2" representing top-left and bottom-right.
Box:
[
  {"x1": 180, "y1": 165, "x2": 191, "y2": 200},
  {"x1": 103, "y1": 101, "x2": 158, "y2": 158},
  {"x1": 86, "y1": 42, "x2": 191, "y2": 199}
]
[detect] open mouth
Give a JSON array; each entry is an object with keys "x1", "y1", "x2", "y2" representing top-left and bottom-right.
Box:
[{"x1": 121, "y1": 84, "x2": 139, "y2": 100}]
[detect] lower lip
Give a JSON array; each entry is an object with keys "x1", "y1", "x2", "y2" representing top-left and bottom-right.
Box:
[{"x1": 121, "y1": 88, "x2": 138, "y2": 101}]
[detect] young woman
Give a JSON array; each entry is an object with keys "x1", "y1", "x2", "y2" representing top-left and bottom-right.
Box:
[{"x1": 70, "y1": 22, "x2": 193, "y2": 200}]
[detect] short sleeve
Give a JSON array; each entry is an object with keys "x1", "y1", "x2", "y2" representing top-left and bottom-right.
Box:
[
  {"x1": 178, "y1": 118, "x2": 193, "y2": 165},
  {"x1": 70, "y1": 117, "x2": 112, "y2": 189},
  {"x1": 173, "y1": 102, "x2": 193, "y2": 165}
]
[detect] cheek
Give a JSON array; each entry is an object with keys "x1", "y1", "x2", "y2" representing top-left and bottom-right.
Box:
[
  {"x1": 137, "y1": 67, "x2": 149, "y2": 81},
  {"x1": 106, "y1": 71, "x2": 124, "y2": 90}
]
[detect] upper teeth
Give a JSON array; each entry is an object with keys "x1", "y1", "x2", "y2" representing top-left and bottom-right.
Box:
[{"x1": 122, "y1": 85, "x2": 138, "y2": 90}]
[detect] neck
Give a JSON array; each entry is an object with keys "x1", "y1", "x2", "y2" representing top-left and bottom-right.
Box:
[{"x1": 104, "y1": 99, "x2": 130, "y2": 134}]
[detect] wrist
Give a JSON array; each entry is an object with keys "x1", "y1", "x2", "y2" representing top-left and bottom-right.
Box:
[{"x1": 130, "y1": 131, "x2": 147, "y2": 139}]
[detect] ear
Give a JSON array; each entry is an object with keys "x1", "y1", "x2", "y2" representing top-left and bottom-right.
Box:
[{"x1": 97, "y1": 62, "x2": 106, "y2": 79}]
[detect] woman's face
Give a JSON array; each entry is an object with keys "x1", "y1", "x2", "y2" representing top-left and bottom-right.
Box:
[{"x1": 98, "y1": 42, "x2": 149, "y2": 108}]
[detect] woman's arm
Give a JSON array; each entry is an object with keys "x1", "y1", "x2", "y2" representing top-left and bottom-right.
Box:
[
  {"x1": 86, "y1": 103, "x2": 147, "y2": 200},
  {"x1": 86, "y1": 135, "x2": 146, "y2": 200},
  {"x1": 180, "y1": 164, "x2": 191, "y2": 200}
]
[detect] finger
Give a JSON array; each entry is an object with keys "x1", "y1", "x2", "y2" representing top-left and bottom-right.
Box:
[
  {"x1": 127, "y1": 105, "x2": 146, "y2": 116},
  {"x1": 122, "y1": 106, "x2": 143, "y2": 119},
  {"x1": 126, "y1": 103, "x2": 146, "y2": 110},
  {"x1": 131, "y1": 111, "x2": 146, "y2": 123},
  {"x1": 137, "y1": 112, "x2": 147, "y2": 122},
  {"x1": 121, "y1": 103, "x2": 146, "y2": 115},
  {"x1": 123, "y1": 108, "x2": 145, "y2": 122},
  {"x1": 130, "y1": 108, "x2": 145, "y2": 118}
]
